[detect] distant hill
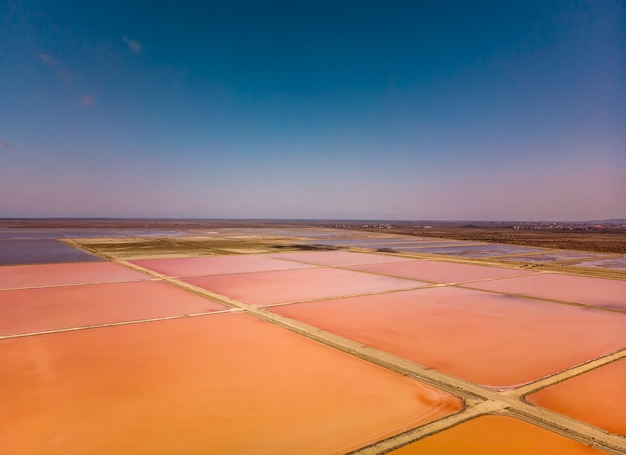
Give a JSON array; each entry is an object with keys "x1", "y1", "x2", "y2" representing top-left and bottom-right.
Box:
[{"x1": 584, "y1": 219, "x2": 626, "y2": 224}]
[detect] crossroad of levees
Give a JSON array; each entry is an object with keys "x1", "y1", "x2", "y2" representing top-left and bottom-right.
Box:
[{"x1": 1, "y1": 228, "x2": 624, "y2": 454}]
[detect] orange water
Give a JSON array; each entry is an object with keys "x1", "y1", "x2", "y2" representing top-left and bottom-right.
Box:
[
  {"x1": 527, "y1": 358, "x2": 626, "y2": 436},
  {"x1": 271, "y1": 287, "x2": 626, "y2": 387},
  {"x1": 0, "y1": 313, "x2": 461, "y2": 454},
  {"x1": 388, "y1": 415, "x2": 606, "y2": 454}
]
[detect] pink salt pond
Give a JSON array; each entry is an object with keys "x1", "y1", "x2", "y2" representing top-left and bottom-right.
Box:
[
  {"x1": 348, "y1": 259, "x2": 533, "y2": 284},
  {"x1": 463, "y1": 273, "x2": 626, "y2": 311},
  {"x1": 270, "y1": 287, "x2": 626, "y2": 388},
  {"x1": 0, "y1": 261, "x2": 150, "y2": 290},
  {"x1": 526, "y1": 358, "x2": 626, "y2": 436},
  {"x1": 182, "y1": 267, "x2": 425, "y2": 305},
  {"x1": 0, "y1": 280, "x2": 226, "y2": 336},
  {"x1": 268, "y1": 250, "x2": 414, "y2": 266},
  {"x1": 0, "y1": 313, "x2": 461, "y2": 454},
  {"x1": 131, "y1": 254, "x2": 314, "y2": 278}
]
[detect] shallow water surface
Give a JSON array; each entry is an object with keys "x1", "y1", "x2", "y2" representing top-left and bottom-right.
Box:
[
  {"x1": 271, "y1": 287, "x2": 626, "y2": 387},
  {"x1": 0, "y1": 262, "x2": 149, "y2": 290},
  {"x1": 575, "y1": 256, "x2": 626, "y2": 270},
  {"x1": 400, "y1": 244, "x2": 546, "y2": 257},
  {"x1": 388, "y1": 415, "x2": 606, "y2": 454},
  {"x1": 183, "y1": 267, "x2": 423, "y2": 305},
  {"x1": 348, "y1": 260, "x2": 533, "y2": 283},
  {"x1": 464, "y1": 273, "x2": 626, "y2": 311},
  {"x1": 132, "y1": 254, "x2": 315, "y2": 278},
  {"x1": 268, "y1": 250, "x2": 414, "y2": 266},
  {"x1": 0, "y1": 313, "x2": 461, "y2": 454},
  {"x1": 0, "y1": 281, "x2": 226, "y2": 336},
  {"x1": 0, "y1": 239, "x2": 102, "y2": 265},
  {"x1": 526, "y1": 358, "x2": 626, "y2": 436}
]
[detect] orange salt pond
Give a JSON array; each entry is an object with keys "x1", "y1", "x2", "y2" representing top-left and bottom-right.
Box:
[
  {"x1": 131, "y1": 254, "x2": 314, "y2": 278},
  {"x1": 526, "y1": 358, "x2": 626, "y2": 436},
  {"x1": 0, "y1": 313, "x2": 461, "y2": 454},
  {"x1": 348, "y1": 259, "x2": 533, "y2": 284},
  {"x1": 0, "y1": 281, "x2": 226, "y2": 336},
  {"x1": 270, "y1": 287, "x2": 626, "y2": 387},
  {"x1": 268, "y1": 250, "x2": 414, "y2": 266},
  {"x1": 463, "y1": 273, "x2": 626, "y2": 311},
  {"x1": 0, "y1": 261, "x2": 149, "y2": 290},
  {"x1": 387, "y1": 415, "x2": 606, "y2": 454},
  {"x1": 183, "y1": 267, "x2": 424, "y2": 305}
]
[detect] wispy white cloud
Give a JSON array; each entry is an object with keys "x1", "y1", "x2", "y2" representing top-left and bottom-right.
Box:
[
  {"x1": 123, "y1": 36, "x2": 142, "y2": 54},
  {"x1": 37, "y1": 53, "x2": 72, "y2": 84},
  {"x1": 37, "y1": 55, "x2": 98, "y2": 107},
  {"x1": 81, "y1": 94, "x2": 95, "y2": 107}
]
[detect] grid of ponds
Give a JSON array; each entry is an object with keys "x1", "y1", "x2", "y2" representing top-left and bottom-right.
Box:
[{"x1": 1, "y1": 229, "x2": 624, "y2": 454}]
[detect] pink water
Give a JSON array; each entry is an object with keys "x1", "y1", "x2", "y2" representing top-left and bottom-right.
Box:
[
  {"x1": 131, "y1": 254, "x2": 314, "y2": 277},
  {"x1": 271, "y1": 287, "x2": 626, "y2": 387},
  {"x1": 0, "y1": 262, "x2": 150, "y2": 290},
  {"x1": 464, "y1": 273, "x2": 626, "y2": 311},
  {"x1": 183, "y1": 267, "x2": 424, "y2": 305},
  {"x1": 348, "y1": 259, "x2": 533, "y2": 283},
  {"x1": 268, "y1": 250, "x2": 414, "y2": 266},
  {"x1": 0, "y1": 280, "x2": 226, "y2": 336}
]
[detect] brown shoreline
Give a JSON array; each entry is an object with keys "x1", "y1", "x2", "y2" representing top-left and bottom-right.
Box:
[{"x1": 1, "y1": 219, "x2": 624, "y2": 254}]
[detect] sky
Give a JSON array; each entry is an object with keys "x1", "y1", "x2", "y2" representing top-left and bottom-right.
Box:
[{"x1": 1, "y1": 0, "x2": 624, "y2": 220}]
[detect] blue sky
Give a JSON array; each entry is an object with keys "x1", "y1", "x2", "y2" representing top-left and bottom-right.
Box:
[{"x1": 1, "y1": 0, "x2": 624, "y2": 220}]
